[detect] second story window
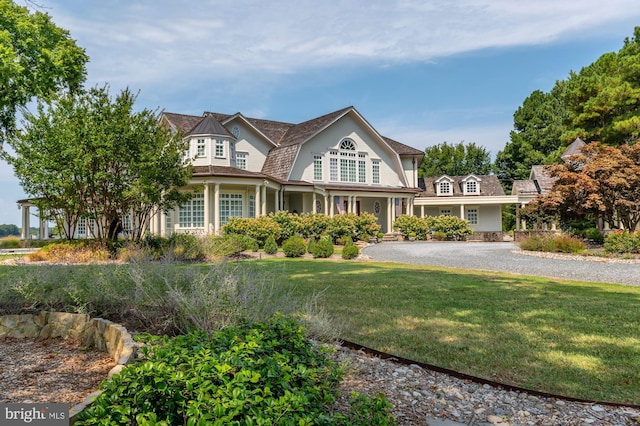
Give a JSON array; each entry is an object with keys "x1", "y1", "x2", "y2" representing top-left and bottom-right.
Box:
[
  {"x1": 439, "y1": 181, "x2": 451, "y2": 195},
  {"x1": 372, "y1": 160, "x2": 380, "y2": 184},
  {"x1": 215, "y1": 139, "x2": 224, "y2": 158},
  {"x1": 236, "y1": 152, "x2": 247, "y2": 170},
  {"x1": 313, "y1": 155, "x2": 323, "y2": 180},
  {"x1": 465, "y1": 180, "x2": 478, "y2": 194},
  {"x1": 196, "y1": 139, "x2": 205, "y2": 157}
]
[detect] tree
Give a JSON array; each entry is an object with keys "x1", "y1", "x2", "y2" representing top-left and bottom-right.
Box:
[
  {"x1": 2, "y1": 86, "x2": 194, "y2": 242},
  {"x1": 0, "y1": 0, "x2": 88, "y2": 142},
  {"x1": 523, "y1": 142, "x2": 640, "y2": 231},
  {"x1": 419, "y1": 141, "x2": 492, "y2": 177},
  {"x1": 495, "y1": 86, "x2": 566, "y2": 190},
  {"x1": 0, "y1": 224, "x2": 19, "y2": 237}
]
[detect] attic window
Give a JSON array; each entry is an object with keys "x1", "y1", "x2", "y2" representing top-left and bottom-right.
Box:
[
  {"x1": 232, "y1": 126, "x2": 240, "y2": 138},
  {"x1": 438, "y1": 181, "x2": 452, "y2": 195},
  {"x1": 465, "y1": 180, "x2": 478, "y2": 194},
  {"x1": 340, "y1": 139, "x2": 356, "y2": 150}
]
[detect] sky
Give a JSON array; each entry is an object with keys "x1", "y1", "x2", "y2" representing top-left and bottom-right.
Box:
[{"x1": 2, "y1": 0, "x2": 640, "y2": 227}]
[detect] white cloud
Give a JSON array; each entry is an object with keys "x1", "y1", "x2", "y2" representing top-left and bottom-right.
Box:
[{"x1": 45, "y1": 0, "x2": 640, "y2": 88}]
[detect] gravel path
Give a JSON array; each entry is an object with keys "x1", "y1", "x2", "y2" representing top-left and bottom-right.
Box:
[{"x1": 362, "y1": 241, "x2": 640, "y2": 286}]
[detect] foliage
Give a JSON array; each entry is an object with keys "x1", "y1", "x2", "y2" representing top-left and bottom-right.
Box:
[
  {"x1": 203, "y1": 234, "x2": 258, "y2": 258},
  {"x1": 306, "y1": 237, "x2": 316, "y2": 254},
  {"x1": 167, "y1": 233, "x2": 205, "y2": 262},
  {"x1": 0, "y1": 224, "x2": 20, "y2": 237},
  {"x1": 26, "y1": 240, "x2": 109, "y2": 263},
  {"x1": 352, "y1": 212, "x2": 382, "y2": 241},
  {"x1": 341, "y1": 240, "x2": 360, "y2": 260},
  {"x1": 263, "y1": 235, "x2": 278, "y2": 255},
  {"x1": 392, "y1": 215, "x2": 473, "y2": 240},
  {"x1": 393, "y1": 215, "x2": 431, "y2": 240},
  {"x1": 223, "y1": 216, "x2": 281, "y2": 247},
  {"x1": 326, "y1": 213, "x2": 357, "y2": 242},
  {"x1": 429, "y1": 215, "x2": 474, "y2": 240},
  {"x1": 2, "y1": 86, "x2": 192, "y2": 242},
  {"x1": 583, "y1": 227, "x2": 604, "y2": 244},
  {"x1": 524, "y1": 143, "x2": 640, "y2": 231},
  {"x1": 604, "y1": 230, "x2": 640, "y2": 254},
  {"x1": 281, "y1": 236, "x2": 307, "y2": 258},
  {"x1": 77, "y1": 315, "x2": 394, "y2": 425},
  {"x1": 518, "y1": 234, "x2": 586, "y2": 254},
  {"x1": 432, "y1": 231, "x2": 447, "y2": 241},
  {"x1": 0, "y1": 0, "x2": 88, "y2": 141},
  {"x1": 311, "y1": 236, "x2": 334, "y2": 258},
  {"x1": 0, "y1": 236, "x2": 20, "y2": 249},
  {"x1": 419, "y1": 141, "x2": 493, "y2": 177}
]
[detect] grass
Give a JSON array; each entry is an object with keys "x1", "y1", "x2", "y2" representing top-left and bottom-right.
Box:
[
  {"x1": 0, "y1": 259, "x2": 638, "y2": 404},
  {"x1": 241, "y1": 259, "x2": 640, "y2": 404}
]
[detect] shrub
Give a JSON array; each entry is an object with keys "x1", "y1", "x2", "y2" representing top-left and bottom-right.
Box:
[
  {"x1": 430, "y1": 215, "x2": 473, "y2": 240},
  {"x1": 77, "y1": 315, "x2": 394, "y2": 425},
  {"x1": 519, "y1": 234, "x2": 586, "y2": 254},
  {"x1": 393, "y1": 215, "x2": 428, "y2": 240},
  {"x1": 0, "y1": 236, "x2": 20, "y2": 249},
  {"x1": 552, "y1": 235, "x2": 587, "y2": 254},
  {"x1": 312, "y1": 236, "x2": 334, "y2": 258},
  {"x1": 223, "y1": 216, "x2": 281, "y2": 248},
  {"x1": 203, "y1": 234, "x2": 258, "y2": 258},
  {"x1": 584, "y1": 227, "x2": 604, "y2": 244},
  {"x1": 263, "y1": 235, "x2": 278, "y2": 255},
  {"x1": 269, "y1": 210, "x2": 303, "y2": 241},
  {"x1": 167, "y1": 233, "x2": 204, "y2": 261},
  {"x1": 326, "y1": 213, "x2": 357, "y2": 242},
  {"x1": 432, "y1": 231, "x2": 447, "y2": 241},
  {"x1": 604, "y1": 230, "x2": 640, "y2": 254},
  {"x1": 26, "y1": 240, "x2": 110, "y2": 263},
  {"x1": 307, "y1": 237, "x2": 316, "y2": 254},
  {"x1": 282, "y1": 236, "x2": 307, "y2": 258},
  {"x1": 353, "y1": 212, "x2": 381, "y2": 241},
  {"x1": 341, "y1": 240, "x2": 360, "y2": 260},
  {"x1": 337, "y1": 236, "x2": 352, "y2": 246}
]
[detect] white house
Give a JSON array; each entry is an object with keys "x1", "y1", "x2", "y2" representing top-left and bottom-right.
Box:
[{"x1": 18, "y1": 106, "x2": 518, "y2": 239}]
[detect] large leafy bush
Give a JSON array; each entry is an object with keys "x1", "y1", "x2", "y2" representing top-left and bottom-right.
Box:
[
  {"x1": 222, "y1": 216, "x2": 281, "y2": 248},
  {"x1": 604, "y1": 230, "x2": 640, "y2": 254},
  {"x1": 282, "y1": 236, "x2": 307, "y2": 258},
  {"x1": 312, "y1": 236, "x2": 334, "y2": 258}
]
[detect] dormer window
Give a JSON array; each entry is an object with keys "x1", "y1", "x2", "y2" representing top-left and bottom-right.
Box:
[
  {"x1": 196, "y1": 139, "x2": 205, "y2": 157},
  {"x1": 435, "y1": 176, "x2": 454, "y2": 196},
  {"x1": 215, "y1": 139, "x2": 225, "y2": 158},
  {"x1": 462, "y1": 175, "x2": 481, "y2": 195}
]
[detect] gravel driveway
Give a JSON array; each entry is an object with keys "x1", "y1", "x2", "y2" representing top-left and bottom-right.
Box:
[{"x1": 362, "y1": 241, "x2": 640, "y2": 286}]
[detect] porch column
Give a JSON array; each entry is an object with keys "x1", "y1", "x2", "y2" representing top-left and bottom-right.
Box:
[
  {"x1": 255, "y1": 185, "x2": 261, "y2": 218},
  {"x1": 39, "y1": 210, "x2": 48, "y2": 240},
  {"x1": 329, "y1": 194, "x2": 335, "y2": 217},
  {"x1": 421, "y1": 205, "x2": 425, "y2": 218},
  {"x1": 273, "y1": 189, "x2": 278, "y2": 213},
  {"x1": 312, "y1": 192, "x2": 317, "y2": 214},
  {"x1": 515, "y1": 204, "x2": 521, "y2": 232},
  {"x1": 324, "y1": 195, "x2": 329, "y2": 215},
  {"x1": 352, "y1": 195, "x2": 357, "y2": 214},
  {"x1": 405, "y1": 197, "x2": 411, "y2": 216},
  {"x1": 160, "y1": 210, "x2": 167, "y2": 237},
  {"x1": 214, "y1": 183, "x2": 220, "y2": 234},
  {"x1": 21, "y1": 205, "x2": 30, "y2": 240},
  {"x1": 261, "y1": 183, "x2": 267, "y2": 215},
  {"x1": 387, "y1": 197, "x2": 393, "y2": 233},
  {"x1": 203, "y1": 183, "x2": 211, "y2": 234},
  {"x1": 460, "y1": 204, "x2": 465, "y2": 219}
]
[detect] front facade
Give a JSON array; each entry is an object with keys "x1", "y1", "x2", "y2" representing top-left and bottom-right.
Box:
[{"x1": 17, "y1": 106, "x2": 519, "y2": 239}]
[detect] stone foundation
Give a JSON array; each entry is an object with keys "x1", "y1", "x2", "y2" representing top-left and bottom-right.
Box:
[{"x1": 0, "y1": 311, "x2": 136, "y2": 424}]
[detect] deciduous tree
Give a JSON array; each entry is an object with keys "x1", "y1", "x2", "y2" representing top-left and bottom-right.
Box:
[
  {"x1": 2, "y1": 86, "x2": 194, "y2": 241},
  {"x1": 419, "y1": 141, "x2": 492, "y2": 177},
  {"x1": 0, "y1": 0, "x2": 88, "y2": 142}
]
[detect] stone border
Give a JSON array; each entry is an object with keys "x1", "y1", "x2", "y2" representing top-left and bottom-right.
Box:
[{"x1": 0, "y1": 311, "x2": 136, "y2": 424}]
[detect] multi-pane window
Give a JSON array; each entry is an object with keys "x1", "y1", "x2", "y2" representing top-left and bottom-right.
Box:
[
  {"x1": 372, "y1": 160, "x2": 380, "y2": 184},
  {"x1": 313, "y1": 155, "x2": 323, "y2": 180},
  {"x1": 466, "y1": 181, "x2": 478, "y2": 194},
  {"x1": 179, "y1": 193, "x2": 204, "y2": 228},
  {"x1": 220, "y1": 194, "x2": 243, "y2": 226},
  {"x1": 330, "y1": 157, "x2": 338, "y2": 181},
  {"x1": 77, "y1": 217, "x2": 86, "y2": 237},
  {"x1": 340, "y1": 139, "x2": 356, "y2": 150},
  {"x1": 340, "y1": 152, "x2": 356, "y2": 182},
  {"x1": 358, "y1": 154, "x2": 366, "y2": 183},
  {"x1": 236, "y1": 153, "x2": 247, "y2": 170},
  {"x1": 467, "y1": 208, "x2": 478, "y2": 225},
  {"x1": 439, "y1": 181, "x2": 451, "y2": 195},
  {"x1": 122, "y1": 213, "x2": 132, "y2": 234},
  {"x1": 196, "y1": 139, "x2": 205, "y2": 157},
  {"x1": 249, "y1": 195, "x2": 255, "y2": 218},
  {"x1": 440, "y1": 209, "x2": 451, "y2": 216},
  {"x1": 215, "y1": 139, "x2": 224, "y2": 157}
]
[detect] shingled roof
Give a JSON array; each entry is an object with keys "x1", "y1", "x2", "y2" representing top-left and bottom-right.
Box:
[
  {"x1": 418, "y1": 175, "x2": 505, "y2": 197},
  {"x1": 561, "y1": 137, "x2": 586, "y2": 161},
  {"x1": 383, "y1": 137, "x2": 424, "y2": 156},
  {"x1": 162, "y1": 112, "x2": 202, "y2": 134},
  {"x1": 261, "y1": 145, "x2": 300, "y2": 181},
  {"x1": 277, "y1": 107, "x2": 352, "y2": 147},
  {"x1": 187, "y1": 115, "x2": 233, "y2": 138},
  {"x1": 530, "y1": 165, "x2": 556, "y2": 194},
  {"x1": 512, "y1": 180, "x2": 540, "y2": 195}
]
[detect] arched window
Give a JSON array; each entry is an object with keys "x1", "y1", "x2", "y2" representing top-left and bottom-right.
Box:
[{"x1": 340, "y1": 139, "x2": 356, "y2": 150}]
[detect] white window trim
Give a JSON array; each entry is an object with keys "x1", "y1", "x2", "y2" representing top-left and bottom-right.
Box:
[
  {"x1": 215, "y1": 139, "x2": 225, "y2": 158},
  {"x1": 435, "y1": 176, "x2": 455, "y2": 196},
  {"x1": 236, "y1": 152, "x2": 248, "y2": 170},
  {"x1": 466, "y1": 207, "x2": 479, "y2": 225},
  {"x1": 196, "y1": 138, "x2": 206, "y2": 158}
]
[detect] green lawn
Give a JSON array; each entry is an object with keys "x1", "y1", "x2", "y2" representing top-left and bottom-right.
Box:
[
  {"x1": 244, "y1": 259, "x2": 640, "y2": 404},
  {"x1": 1, "y1": 259, "x2": 638, "y2": 404}
]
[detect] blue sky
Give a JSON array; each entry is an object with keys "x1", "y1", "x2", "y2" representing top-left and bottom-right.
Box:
[{"x1": 2, "y1": 0, "x2": 640, "y2": 227}]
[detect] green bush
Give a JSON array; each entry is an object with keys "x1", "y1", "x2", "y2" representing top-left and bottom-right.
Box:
[
  {"x1": 222, "y1": 216, "x2": 281, "y2": 248},
  {"x1": 307, "y1": 238, "x2": 316, "y2": 254},
  {"x1": 326, "y1": 213, "x2": 357, "y2": 242},
  {"x1": 430, "y1": 215, "x2": 473, "y2": 240},
  {"x1": 393, "y1": 215, "x2": 430, "y2": 240},
  {"x1": 203, "y1": 234, "x2": 258, "y2": 258},
  {"x1": 77, "y1": 315, "x2": 394, "y2": 425},
  {"x1": 282, "y1": 236, "x2": 307, "y2": 258},
  {"x1": 519, "y1": 234, "x2": 586, "y2": 254},
  {"x1": 167, "y1": 233, "x2": 205, "y2": 261},
  {"x1": 342, "y1": 240, "x2": 360, "y2": 260},
  {"x1": 584, "y1": 227, "x2": 604, "y2": 244},
  {"x1": 263, "y1": 235, "x2": 278, "y2": 255},
  {"x1": 604, "y1": 230, "x2": 640, "y2": 254},
  {"x1": 353, "y1": 212, "x2": 382, "y2": 241},
  {"x1": 312, "y1": 236, "x2": 334, "y2": 258},
  {"x1": 432, "y1": 231, "x2": 447, "y2": 241}
]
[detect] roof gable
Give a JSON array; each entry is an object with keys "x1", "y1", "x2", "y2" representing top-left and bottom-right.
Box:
[
  {"x1": 187, "y1": 115, "x2": 233, "y2": 137},
  {"x1": 419, "y1": 175, "x2": 505, "y2": 197}
]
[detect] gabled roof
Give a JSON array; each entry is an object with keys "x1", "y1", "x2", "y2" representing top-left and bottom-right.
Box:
[
  {"x1": 382, "y1": 137, "x2": 424, "y2": 156},
  {"x1": 261, "y1": 145, "x2": 300, "y2": 180},
  {"x1": 162, "y1": 112, "x2": 202, "y2": 134},
  {"x1": 418, "y1": 175, "x2": 505, "y2": 197},
  {"x1": 187, "y1": 115, "x2": 233, "y2": 137},
  {"x1": 561, "y1": 137, "x2": 586, "y2": 161},
  {"x1": 206, "y1": 112, "x2": 295, "y2": 145},
  {"x1": 529, "y1": 165, "x2": 556, "y2": 194},
  {"x1": 512, "y1": 180, "x2": 539, "y2": 195},
  {"x1": 277, "y1": 107, "x2": 352, "y2": 147}
]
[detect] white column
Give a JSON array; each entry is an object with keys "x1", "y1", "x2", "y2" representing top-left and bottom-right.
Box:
[
  {"x1": 324, "y1": 195, "x2": 329, "y2": 215},
  {"x1": 460, "y1": 204, "x2": 465, "y2": 219},
  {"x1": 421, "y1": 205, "x2": 425, "y2": 218},
  {"x1": 261, "y1": 184, "x2": 267, "y2": 215},
  {"x1": 405, "y1": 198, "x2": 411, "y2": 216},
  {"x1": 387, "y1": 197, "x2": 393, "y2": 233},
  {"x1": 255, "y1": 185, "x2": 261, "y2": 218},
  {"x1": 312, "y1": 192, "x2": 317, "y2": 214},
  {"x1": 329, "y1": 194, "x2": 335, "y2": 217},
  {"x1": 22, "y1": 206, "x2": 31, "y2": 240},
  {"x1": 160, "y1": 210, "x2": 167, "y2": 237},
  {"x1": 39, "y1": 210, "x2": 48, "y2": 240},
  {"x1": 273, "y1": 189, "x2": 278, "y2": 212},
  {"x1": 214, "y1": 183, "x2": 220, "y2": 234},
  {"x1": 203, "y1": 183, "x2": 210, "y2": 234}
]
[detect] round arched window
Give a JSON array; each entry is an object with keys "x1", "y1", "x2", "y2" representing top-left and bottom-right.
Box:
[{"x1": 232, "y1": 126, "x2": 240, "y2": 138}]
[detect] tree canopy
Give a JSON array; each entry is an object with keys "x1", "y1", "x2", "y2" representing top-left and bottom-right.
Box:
[
  {"x1": 495, "y1": 27, "x2": 640, "y2": 189},
  {"x1": 522, "y1": 142, "x2": 640, "y2": 231},
  {"x1": 0, "y1": 0, "x2": 88, "y2": 142},
  {"x1": 2, "y1": 86, "x2": 194, "y2": 241},
  {"x1": 419, "y1": 141, "x2": 492, "y2": 177}
]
